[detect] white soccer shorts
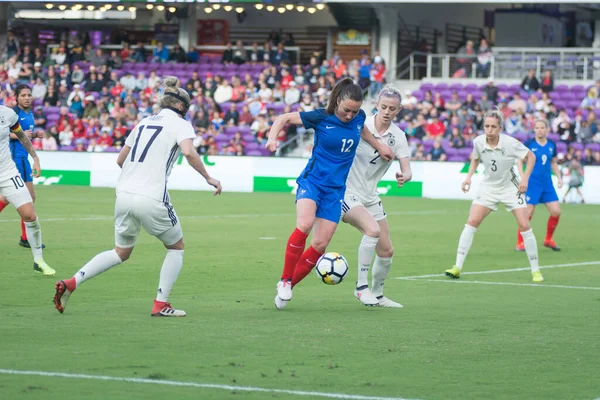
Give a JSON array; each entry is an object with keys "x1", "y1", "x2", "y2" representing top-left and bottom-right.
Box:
[
  {"x1": 341, "y1": 192, "x2": 387, "y2": 221},
  {"x1": 473, "y1": 186, "x2": 527, "y2": 212},
  {"x1": 0, "y1": 170, "x2": 33, "y2": 209},
  {"x1": 114, "y1": 192, "x2": 183, "y2": 248}
]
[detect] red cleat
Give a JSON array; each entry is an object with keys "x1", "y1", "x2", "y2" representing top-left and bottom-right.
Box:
[
  {"x1": 53, "y1": 279, "x2": 75, "y2": 313},
  {"x1": 544, "y1": 239, "x2": 561, "y2": 251},
  {"x1": 515, "y1": 242, "x2": 525, "y2": 252},
  {"x1": 151, "y1": 300, "x2": 186, "y2": 317}
]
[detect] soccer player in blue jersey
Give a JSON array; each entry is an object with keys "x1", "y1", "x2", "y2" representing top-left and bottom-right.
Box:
[
  {"x1": 0, "y1": 84, "x2": 45, "y2": 248},
  {"x1": 516, "y1": 119, "x2": 562, "y2": 252},
  {"x1": 265, "y1": 78, "x2": 394, "y2": 310}
]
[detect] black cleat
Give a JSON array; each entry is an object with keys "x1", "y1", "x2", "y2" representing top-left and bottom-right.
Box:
[{"x1": 19, "y1": 238, "x2": 46, "y2": 249}]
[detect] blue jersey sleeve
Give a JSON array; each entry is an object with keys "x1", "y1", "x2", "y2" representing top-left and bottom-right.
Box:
[
  {"x1": 549, "y1": 140, "x2": 557, "y2": 158},
  {"x1": 300, "y1": 109, "x2": 328, "y2": 130}
]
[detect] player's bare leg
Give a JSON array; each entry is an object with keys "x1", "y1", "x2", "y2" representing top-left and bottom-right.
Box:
[
  {"x1": 53, "y1": 246, "x2": 129, "y2": 313},
  {"x1": 575, "y1": 188, "x2": 585, "y2": 203},
  {"x1": 371, "y1": 218, "x2": 402, "y2": 308},
  {"x1": 543, "y1": 201, "x2": 561, "y2": 251},
  {"x1": 18, "y1": 182, "x2": 45, "y2": 249},
  {"x1": 275, "y1": 198, "x2": 315, "y2": 310},
  {"x1": 516, "y1": 205, "x2": 534, "y2": 252},
  {"x1": 15, "y1": 201, "x2": 53, "y2": 276},
  {"x1": 513, "y1": 207, "x2": 543, "y2": 282},
  {"x1": 151, "y1": 236, "x2": 186, "y2": 317},
  {"x1": 446, "y1": 204, "x2": 491, "y2": 278},
  {"x1": 343, "y1": 205, "x2": 380, "y2": 306}
]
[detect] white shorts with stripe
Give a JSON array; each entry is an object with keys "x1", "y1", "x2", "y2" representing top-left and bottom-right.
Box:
[
  {"x1": 0, "y1": 167, "x2": 33, "y2": 209},
  {"x1": 114, "y1": 192, "x2": 182, "y2": 248},
  {"x1": 341, "y1": 192, "x2": 387, "y2": 222},
  {"x1": 473, "y1": 184, "x2": 527, "y2": 212}
]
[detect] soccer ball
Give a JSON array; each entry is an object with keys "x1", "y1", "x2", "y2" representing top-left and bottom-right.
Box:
[{"x1": 315, "y1": 252, "x2": 349, "y2": 285}]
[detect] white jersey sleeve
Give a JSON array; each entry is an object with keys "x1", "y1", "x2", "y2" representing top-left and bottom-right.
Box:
[
  {"x1": 511, "y1": 137, "x2": 529, "y2": 160},
  {"x1": 0, "y1": 106, "x2": 21, "y2": 182},
  {"x1": 116, "y1": 109, "x2": 196, "y2": 203}
]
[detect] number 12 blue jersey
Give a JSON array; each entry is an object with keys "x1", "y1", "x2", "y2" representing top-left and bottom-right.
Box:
[{"x1": 298, "y1": 108, "x2": 366, "y2": 189}]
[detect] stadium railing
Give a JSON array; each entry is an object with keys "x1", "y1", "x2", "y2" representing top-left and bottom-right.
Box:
[
  {"x1": 397, "y1": 47, "x2": 600, "y2": 81},
  {"x1": 47, "y1": 44, "x2": 302, "y2": 64}
]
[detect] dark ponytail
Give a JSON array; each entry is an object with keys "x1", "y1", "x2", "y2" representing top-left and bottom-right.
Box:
[{"x1": 326, "y1": 77, "x2": 363, "y2": 115}]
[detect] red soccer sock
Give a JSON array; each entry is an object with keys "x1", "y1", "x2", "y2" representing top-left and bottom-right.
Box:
[
  {"x1": 281, "y1": 228, "x2": 308, "y2": 281},
  {"x1": 546, "y1": 215, "x2": 560, "y2": 241},
  {"x1": 20, "y1": 219, "x2": 27, "y2": 241},
  {"x1": 516, "y1": 229, "x2": 524, "y2": 245},
  {"x1": 292, "y1": 246, "x2": 323, "y2": 286},
  {"x1": 64, "y1": 277, "x2": 77, "y2": 292},
  {"x1": 0, "y1": 201, "x2": 8, "y2": 213}
]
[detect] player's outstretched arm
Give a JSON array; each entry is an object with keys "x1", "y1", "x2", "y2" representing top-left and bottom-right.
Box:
[
  {"x1": 462, "y1": 156, "x2": 479, "y2": 193},
  {"x1": 360, "y1": 125, "x2": 393, "y2": 161},
  {"x1": 116, "y1": 145, "x2": 131, "y2": 168},
  {"x1": 519, "y1": 150, "x2": 536, "y2": 194},
  {"x1": 180, "y1": 139, "x2": 222, "y2": 195},
  {"x1": 11, "y1": 125, "x2": 41, "y2": 177},
  {"x1": 396, "y1": 157, "x2": 412, "y2": 188},
  {"x1": 266, "y1": 112, "x2": 302, "y2": 153}
]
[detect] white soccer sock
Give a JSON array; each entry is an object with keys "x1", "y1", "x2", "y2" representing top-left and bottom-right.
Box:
[
  {"x1": 371, "y1": 256, "x2": 392, "y2": 297},
  {"x1": 357, "y1": 235, "x2": 378, "y2": 288},
  {"x1": 456, "y1": 224, "x2": 477, "y2": 271},
  {"x1": 74, "y1": 250, "x2": 123, "y2": 286},
  {"x1": 25, "y1": 218, "x2": 44, "y2": 261},
  {"x1": 521, "y1": 229, "x2": 540, "y2": 273},
  {"x1": 156, "y1": 249, "x2": 184, "y2": 302}
]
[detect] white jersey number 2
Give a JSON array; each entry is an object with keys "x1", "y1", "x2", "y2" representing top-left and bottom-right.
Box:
[{"x1": 130, "y1": 125, "x2": 164, "y2": 163}]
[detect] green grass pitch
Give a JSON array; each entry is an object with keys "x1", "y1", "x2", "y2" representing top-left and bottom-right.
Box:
[{"x1": 1, "y1": 186, "x2": 599, "y2": 400}]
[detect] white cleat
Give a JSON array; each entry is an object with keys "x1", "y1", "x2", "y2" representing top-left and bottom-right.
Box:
[
  {"x1": 151, "y1": 303, "x2": 186, "y2": 317},
  {"x1": 274, "y1": 295, "x2": 288, "y2": 310},
  {"x1": 276, "y1": 279, "x2": 293, "y2": 301},
  {"x1": 354, "y1": 285, "x2": 379, "y2": 306},
  {"x1": 376, "y1": 296, "x2": 403, "y2": 308}
]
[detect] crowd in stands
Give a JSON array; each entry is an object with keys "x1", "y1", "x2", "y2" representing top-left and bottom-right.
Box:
[
  {"x1": 399, "y1": 73, "x2": 600, "y2": 165},
  {"x1": 1, "y1": 30, "x2": 600, "y2": 165},
  {"x1": 0, "y1": 31, "x2": 388, "y2": 157}
]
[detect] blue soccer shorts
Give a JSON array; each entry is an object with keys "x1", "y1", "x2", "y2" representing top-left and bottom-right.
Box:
[
  {"x1": 296, "y1": 179, "x2": 344, "y2": 223},
  {"x1": 526, "y1": 183, "x2": 559, "y2": 205},
  {"x1": 14, "y1": 157, "x2": 32, "y2": 183}
]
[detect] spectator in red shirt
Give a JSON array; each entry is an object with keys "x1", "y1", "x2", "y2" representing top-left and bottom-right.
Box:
[
  {"x1": 426, "y1": 115, "x2": 446, "y2": 138},
  {"x1": 57, "y1": 107, "x2": 74, "y2": 132}
]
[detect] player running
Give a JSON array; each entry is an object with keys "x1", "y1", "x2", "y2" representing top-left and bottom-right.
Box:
[
  {"x1": 266, "y1": 77, "x2": 394, "y2": 310},
  {"x1": 342, "y1": 85, "x2": 411, "y2": 308},
  {"x1": 516, "y1": 119, "x2": 562, "y2": 252},
  {"x1": 0, "y1": 84, "x2": 46, "y2": 248},
  {"x1": 0, "y1": 105, "x2": 54, "y2": 275},
  {"x1": 53, "y1": 77, "x2": 222, "y2": 317},
  {"x1": 445, "y1": 108, "x2": 544, "y2": 283}
]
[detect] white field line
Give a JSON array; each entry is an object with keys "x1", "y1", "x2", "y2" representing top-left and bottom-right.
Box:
[
  {"x1": 393, "y1": 261, "x2": 600, "y2": 280},
  {"x1": 401, "y1": 278, "x2": 600, "y2": 291},
  {"x1": 0, "y1": 369, "x2": 419, "y2": 400},
  {"x1": 0, "y1": 210, "x2": 448, "y2": 223}
]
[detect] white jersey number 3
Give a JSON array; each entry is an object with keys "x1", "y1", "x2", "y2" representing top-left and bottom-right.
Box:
[{"x1": 341, "y1": 138, "x2": 354, "y2": 153}]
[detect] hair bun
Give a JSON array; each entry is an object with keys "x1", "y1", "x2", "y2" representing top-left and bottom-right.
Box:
[{"x1": 163, "y1": 76, "x2": 180, "y2": 88}]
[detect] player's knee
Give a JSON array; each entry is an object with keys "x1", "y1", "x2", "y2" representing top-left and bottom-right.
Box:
[
  {"x1": 466, "y1": 218, "x2": 481, "y2": 228},
  {"x1": 311, "y1": 239, "x2": 329, "y2": 253},
  {"x1": 550, "y1": 209, "x2": 561, "y2": 218},
  {"x1": 364, "y1": 225, "x2": 380, "y2": 239},
  {"x1": 115, "y1": 247, "x2": 132, "y2": 262},
  {"x1": 296, "y1": 221, "x2": 313, "y2": 234},
  {"x1": 167, "y1": 239, "x2": 184, "y2": 250},
  {"x1": 518, "y1": 221, "x2": 531, "y2": 232},
  {"x1": 19, "y1": 206, "x2": 36, "y2": 222},
  {"x1": 377, "y1": 248, "x2": 394, "y2": 258}
]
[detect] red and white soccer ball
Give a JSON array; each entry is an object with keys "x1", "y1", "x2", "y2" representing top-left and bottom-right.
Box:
[{"x1": 315, "y1": 252, "x2": 349, "y2": 285}]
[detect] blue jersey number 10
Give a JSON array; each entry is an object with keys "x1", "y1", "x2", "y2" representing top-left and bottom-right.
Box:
[{"x1": 130, "y1": 125, "x2": 163, "y2": 163}]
